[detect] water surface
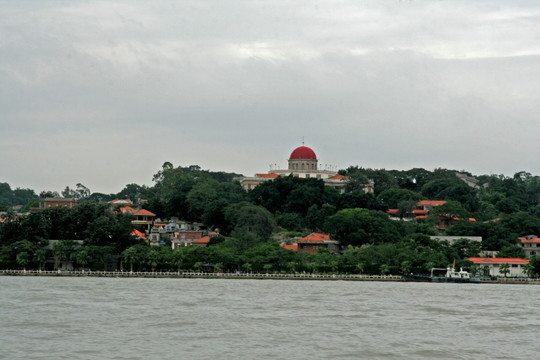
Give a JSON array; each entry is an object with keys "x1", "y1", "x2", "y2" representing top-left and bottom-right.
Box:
[{"x1": 1, "y1": 277, "x2": 538, "y2": 359}]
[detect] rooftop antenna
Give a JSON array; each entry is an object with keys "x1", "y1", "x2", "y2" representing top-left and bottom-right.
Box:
[{"x1": 302, "y1": 136, "x2": 304, "y2": 146}]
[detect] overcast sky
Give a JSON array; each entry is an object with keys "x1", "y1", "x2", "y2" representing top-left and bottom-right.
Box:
[{"x1": 1, "y1": 0, "x2": 539, "y2": 194}]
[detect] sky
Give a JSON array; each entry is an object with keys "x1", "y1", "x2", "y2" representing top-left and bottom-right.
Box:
[{"x1": 1, "y1": 0, "x2": 539, "y2": 194}]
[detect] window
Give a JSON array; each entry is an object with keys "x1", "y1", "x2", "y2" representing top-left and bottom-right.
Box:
[{"x1": 306, "y1": 174, "x2": 310, "y2": 178}]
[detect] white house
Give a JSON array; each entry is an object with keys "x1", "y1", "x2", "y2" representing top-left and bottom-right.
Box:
[{"x1": 466, "y1": 257, "x2": 530, "y2": 277}]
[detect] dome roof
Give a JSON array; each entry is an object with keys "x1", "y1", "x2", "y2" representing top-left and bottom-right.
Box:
[{"x1": 289, "y1": 146, "x2": 317, "y2": 160}]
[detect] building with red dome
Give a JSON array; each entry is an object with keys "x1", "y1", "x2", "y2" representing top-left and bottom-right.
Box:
[{"x1": 238, "y1": 145, "x2": 373, "y2": 194}]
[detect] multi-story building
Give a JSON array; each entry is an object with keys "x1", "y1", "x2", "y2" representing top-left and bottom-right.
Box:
[
  {"x1": 519, "y1": 235, "x2": 540, "y2": 258},
  {"x1": 237, "y1": 145, "x2": 373, "y2": 194}
]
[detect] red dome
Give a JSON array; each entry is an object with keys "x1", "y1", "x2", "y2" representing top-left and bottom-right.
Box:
[{"x1": 289, "y1": 146, "x2": 317, "y2": 160}]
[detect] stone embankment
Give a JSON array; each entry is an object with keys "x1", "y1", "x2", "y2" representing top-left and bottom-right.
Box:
[
  {"x1": 0, "y1": 270, "x2": 401, "y2": 281},
  {"x1": 2, "y1": 270, "x2": 540, "y2": 284}
]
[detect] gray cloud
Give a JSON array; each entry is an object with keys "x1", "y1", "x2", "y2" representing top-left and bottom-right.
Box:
[{"x1": 1, "y1": 1, "x2": 539, "y2": 193}]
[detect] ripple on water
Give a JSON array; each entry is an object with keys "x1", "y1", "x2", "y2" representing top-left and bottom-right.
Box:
[{"x1": 1, "y1": 278, "x2": 539, "y2": 360}]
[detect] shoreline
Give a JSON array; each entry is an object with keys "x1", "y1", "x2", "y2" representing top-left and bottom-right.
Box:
[{"x1": 1, "y1": 270, "x2": 539, "y2": 284}]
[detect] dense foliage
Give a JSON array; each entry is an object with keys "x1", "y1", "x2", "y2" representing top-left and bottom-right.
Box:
[{"x1": 1, "y1": 163, "x2": 539, "y2": 275}]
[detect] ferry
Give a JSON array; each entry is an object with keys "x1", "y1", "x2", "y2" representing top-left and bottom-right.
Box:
[{"x1": 402, "y1": 267, "x2": 481, "y2": 283}]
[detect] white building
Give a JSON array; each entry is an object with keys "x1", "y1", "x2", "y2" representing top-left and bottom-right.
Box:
[
  {"x1": 466, "y1": 257, "x2": 530, "y2": 277},
  {"x1": 237, "y1": 145, "x2": 373, "y2": 194}
]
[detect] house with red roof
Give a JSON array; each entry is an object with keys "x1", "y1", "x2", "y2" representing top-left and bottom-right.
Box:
[
  {"x1": 519, "y1": 235, "x2": 540, "y2": 258},
  {"x1": 296, "y1": 232, "x2": 340, "y2": 254},
  {"x1": 118, "y1": 206, "x2": 156, "y2": 230},
  {"x1": 37, "y1": 197, "x2": 78, "y2": 210},
  {"x1": 466, "y1": 257, "x2": 530, "y2": 277}
]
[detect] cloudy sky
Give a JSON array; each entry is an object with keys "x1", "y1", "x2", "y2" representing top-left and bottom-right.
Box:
[{"x1": 1, "y1": 0, "x2": 539, "y2": 194}]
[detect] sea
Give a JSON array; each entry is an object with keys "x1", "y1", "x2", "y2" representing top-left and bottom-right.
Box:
[{"x1": 1, "y1": 277, "x2": 539, "y2": 360}]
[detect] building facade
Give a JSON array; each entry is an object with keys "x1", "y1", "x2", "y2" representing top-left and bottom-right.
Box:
[
  {"x1": 466, "y1": 257, "x2": 530, "y2": 277},
  {"x1": 238, "y1": 145, "x2": 373, "y2": 194},
  {"x1": 519, "y1": 235, "x2": 540, "y2": 258}
]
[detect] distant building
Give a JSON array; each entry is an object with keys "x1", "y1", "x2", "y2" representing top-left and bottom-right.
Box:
[
  {"x1": 281, "y1": 233, "x2": 340, "y2": 254},
  {"x1": 466, "y1": 257, "x2": 530, "y2": 277},
  {"x1": 118, "y1": 206, "x2": 156, "y2": 230},
  {"x1": 430, "y1": 236, "x2": 482, "y2": 244},
  {"x1": 387, "y1": 200, "x2": 476, "y2": 229},
  {"x1": 519, "y1": 235, "x2": 540, "y2": 258},
  {"x1": 237, "y1": 145, "x2": 373, "y2": 194},
  {"x1": 387, "y1": 200, "x2": 447, "y2": 221},
  {"x1": 39, "y1": 197, "x2": 78, "y2": 209}
]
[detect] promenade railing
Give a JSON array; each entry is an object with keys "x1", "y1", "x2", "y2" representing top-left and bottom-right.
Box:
[{"x1": 2, "y1": 269, "x2": 539, "y2": 283}]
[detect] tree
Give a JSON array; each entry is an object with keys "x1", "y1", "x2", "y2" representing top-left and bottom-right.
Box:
[
  {"x1": 377, "y1": 186, "x2": 422, "y2": 209},
  {"x1": 522, "y1": 263, "x2": 535, "y2": 278},
  {"x1": 33, "y1": 249, "x2": 47, "y2": 271},
  {"x1": 171, "y1": 247, "x2": 187, "y2": 273},
  {"x1": 496, "y1": 245, "x2": 525, "y2": 259},
  {"x1": 225, "y1": 202, "x2": 277, "y2": 248},
  {"x1": 122, "y1": 246, "x2": 139, "y2": 273},
  {"x1": 380, "y1": 264, "x2": 390, "y2": 275},
  {"x1": 53, "y1": 240, "x2": 78, "y2": 270},
  {"x1": 16, "y1": 251, "x2": 30, "y2": 271},
  {"x1": 528, "y1": 257, "x2": 540, "y2": 277},
  {"x1": 186, "y1": 179, "x2": 219, "y2": 221},
  {"x1": 421, "y1": 177, "x2": 479, "y2": 211},
  {"x1": 324, "y1": 208, "x2": 401, "y2": 247},
  {"x1": 74, "y1": 248, "x2": 91, "y2": 270},
  {"x1": 146, "y1": 247, "x2": 160, "y2": 272},
  {"x1": 499, "y1": 263, "x2": 510, "y2": 278}
]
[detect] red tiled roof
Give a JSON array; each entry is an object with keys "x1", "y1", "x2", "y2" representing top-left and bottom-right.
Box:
[
  {"x1": 520, "y1": 237, "x2": 540, "y2": 243},
  {"x1": 413, "y1": 209, "x2": 428, "y2": 215},
  {"x1": 387, "y1": 209, "x2": 399, "y2": 215},
  {"x1": 281, "y1": 243, "x2": 298, "y2": 251},
  {"x1": 468, "y1": 218, "x2": 476, "y2": 222},
  {"x1": 466, "y1": 257, "x2": 530, "y2": 264},
  {"x1": 414, "y1": 215, "x2": 428, "y2": 220},
  {"x1": 112, "y1": 199, "x2": 133, "y2": 204},
  {"x1": 135, "y1": 209, "x2": 156, "y2": 216},
  {"x1": 328, "y1": 174, "x2": 347, "y2": 180},
  {"x1": 417, "y1": 200, "x2": 447, "y2": 206},
  {"x1": 193, "y1": 236, "x2": 210, "y2": 243},
  {"x1": 301, "y1": 232, "x2": 330, "y2": 242},
  {"x1": 131, "y1": 230, "x2": 147, "y2": 240},
  {"x1": 119, "y1": 206, "x2": 136, "y2": 214},
  {"x1": 255, "y1": 173, "x2": 279, "y2": 178}
]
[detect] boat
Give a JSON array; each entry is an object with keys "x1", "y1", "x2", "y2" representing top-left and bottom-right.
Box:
[{"x1": 402, "y1": 267, "x2": 481, "y2": 283}]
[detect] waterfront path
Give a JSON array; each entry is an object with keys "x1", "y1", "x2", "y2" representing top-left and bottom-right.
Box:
[{"x1": 2, "y1": 269, "x2": 539, "y2": 284}]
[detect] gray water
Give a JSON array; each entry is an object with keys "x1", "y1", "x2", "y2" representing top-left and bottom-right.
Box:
[{"x1": 1, "y1": 277, "x2": 539, "y2": 360}]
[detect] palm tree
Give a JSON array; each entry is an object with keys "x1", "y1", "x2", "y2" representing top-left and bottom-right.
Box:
[
  {"x1": 171, "y1": 248, "x2": 185, "y2": 273},
  {"x1": 499, "y1": 263, "x2": 510, "y2": 278},
  {"x1": 522, "y1": 263, "x2": 535, "y2": 278},
  {"x1": 146, "y1": 248, "x2": 160, "y2": 272},
  {"x1": 74, "y1": 249, "x2": 91, "y2": 271},
  {"x1": 17, "y1": 251, "x2": 30, "y2": 271},
  {"x1": 122, "y1": 247, "x2": 138, "y2": 273},
  {"x1": 33, "y1": 249, "x2": 47, "y2": 272}
]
